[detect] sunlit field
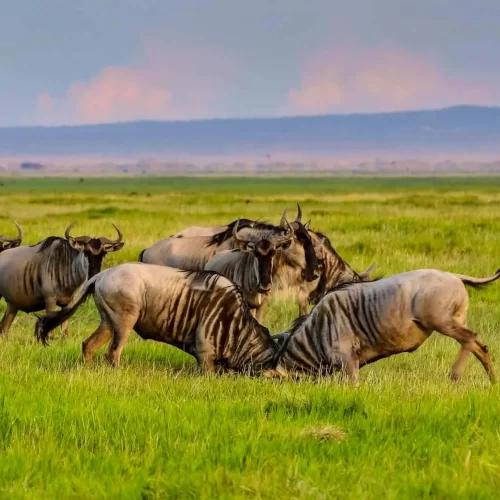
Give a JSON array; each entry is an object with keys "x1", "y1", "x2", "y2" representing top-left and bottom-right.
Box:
[{"x1": 1, "y1": 176, "x2": 500, "y2": 498}]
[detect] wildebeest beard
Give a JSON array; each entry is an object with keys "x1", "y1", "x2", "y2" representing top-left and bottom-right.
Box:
[{"x1": 293, "y1": 222, "x2": 319, "y2": 282}]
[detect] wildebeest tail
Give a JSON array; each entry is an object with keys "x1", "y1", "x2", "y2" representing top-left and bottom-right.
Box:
[
  {"x1": 35, "y1": 276, "x2": 98, "y2": 345},
  {"x1": 453, "y1": 268, "x2": 500, "y2": 289}
]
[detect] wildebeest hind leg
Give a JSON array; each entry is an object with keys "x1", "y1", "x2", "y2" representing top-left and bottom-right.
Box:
[
  {"x1": 105, "y1": 318, "x2": 136, "y2": 367},
  {"x1": 439, "y1": 322, "x2": 496, "y2": 383},
  {"x1": 0, "y1": 303, "x2": 19, "y2": 337},
  {"x1": 82, "y1": 321, "x2": 113, "y2": 363},
  {"x1": 60, "y1": 320, "x2": 69, "y2": 338}
]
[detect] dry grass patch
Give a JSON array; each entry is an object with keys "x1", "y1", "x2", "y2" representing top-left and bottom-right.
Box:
[{"x1": 301, "y1": 425, "x2": 348, "y2": 442}]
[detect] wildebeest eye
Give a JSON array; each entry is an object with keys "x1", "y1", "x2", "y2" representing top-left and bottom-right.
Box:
[{"x1": 281, "y1": 241, "x2": 292, "y2": 250}]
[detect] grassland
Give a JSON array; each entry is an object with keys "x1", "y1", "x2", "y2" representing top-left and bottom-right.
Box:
[{"x1": 1, "y1": 176, "x2": 500, "y2": 499}]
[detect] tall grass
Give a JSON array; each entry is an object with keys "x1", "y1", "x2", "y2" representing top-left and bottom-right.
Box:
[{"x1": 1, "y1": 177, "x2": 500, "y2": 498}]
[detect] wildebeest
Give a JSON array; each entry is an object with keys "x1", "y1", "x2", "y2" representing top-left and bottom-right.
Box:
[
  {"x1": 35, "y1": 264, "x2": 278, "y2": 373},
  {"x1": 205, "y1": 219, "x2": 294, "y2": 321},
  {"x1": 139, "y1": 219, "x2": 281, "y2": 270},
  {"x1": 140, "y1": 205, "x2": 321, "y2": 317},
  {"x1": 0, "y1": 222, "x2": 124, "y2": 337},
  {"x1": 307, "y1": 229, "x2": 374, "y2": 305},
  {"x1": 273, "y1": 269, "x2": 499, "y2": 384},
  {"x1": 0, "y1": 222, "x2": 23, "y2": 252}
]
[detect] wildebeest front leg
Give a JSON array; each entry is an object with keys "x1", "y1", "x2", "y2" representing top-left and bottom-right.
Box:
[
  {"x1": 194, "y1": 327, "x2": 217, "y2": 373},
  {"x1": 256, "y1": 296, "x2": 269, "y2": 323},
  {"x1": 451, "y1": 347, "x2": 471, "y2": 381},
  {"x1": 0, "y1": 303, "x2": 19, "y2": 337},
  {"x1": 298, "y1": 288, "x2": 310, "y2": 316}
]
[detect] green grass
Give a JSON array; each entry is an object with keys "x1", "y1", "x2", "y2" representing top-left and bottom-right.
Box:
[{"x1": 1, "y1": 176, "x2": 500, "y2": 498}]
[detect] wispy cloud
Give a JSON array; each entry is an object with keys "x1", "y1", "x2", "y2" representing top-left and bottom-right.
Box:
[
  {"x1": 34, "y1": 41, "x2": 240, "y2": 125},
  {"x1": 287, "y1": 46, "x2": 500, "y2": 115}
]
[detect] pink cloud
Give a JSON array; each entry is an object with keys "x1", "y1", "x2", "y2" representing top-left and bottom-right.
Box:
[
  {"x1": 288, "y1": 46, "x2": 500, "y2": 115},
  {"x1": 35, "y1": 42, "x2": 240, "y2": 125}
]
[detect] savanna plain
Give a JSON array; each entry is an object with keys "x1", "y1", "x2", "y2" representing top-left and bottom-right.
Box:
[{"x1": 1, "y1": 176, "x2": 500, "y2": 499}]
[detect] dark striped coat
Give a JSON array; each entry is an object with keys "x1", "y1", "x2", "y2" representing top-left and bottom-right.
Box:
[
  {"x1": 35, "y1": 264, "x2": 278, "y2": 373},
  {"x1": 274, "y1": 269, "x2": 499, "y2": 384}
]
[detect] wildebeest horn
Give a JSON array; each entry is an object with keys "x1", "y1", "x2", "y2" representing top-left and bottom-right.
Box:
[
  {"x1": 358, "y1": 264, "x2": 376, "y2": 280},
  {"x1": 232, "y1": 219, "x2": 245, "y2": 245},
  {"x1": 100, "y1": 223, "x2": 124, "y2": 245},
  {"x1": 279, "y1": 209, "x2": 287, "y2": 228},
  {"x1": 295, "y1": 203, "x2": 302, "y2": 223},
  {"x1": 64, "y1": 222, "x2": 76, "y2": 240},
  {"x1": 0, "y1": 222, "x2": 23, "y2": 243},
  {"x1": 276, "y1": 218, "x2": 294, "y2": 245}
]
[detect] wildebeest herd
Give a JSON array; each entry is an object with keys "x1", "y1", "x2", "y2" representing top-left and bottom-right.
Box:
[{"x1": 0, "y1": 205, "x2": 497, "y2": 384}]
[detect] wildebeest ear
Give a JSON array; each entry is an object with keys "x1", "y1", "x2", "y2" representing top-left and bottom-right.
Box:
[
  {"x1": 304, "y1": 220, "x2": 311, "y2": 230},
  {"x1": 358, "y1": 263, "x2": 375, "y2": 280},
  {"x1": 104, "y1": 241, "x2": 125, "y2": 253},
  {"x1": 67, "y1": 237, "x2": 86, "y2": 252}
]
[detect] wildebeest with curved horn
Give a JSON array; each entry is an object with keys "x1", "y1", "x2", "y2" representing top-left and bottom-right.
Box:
[
  {"x1": 0, "y1": 222, "x2": 23, "y2": 252},
  {"x1": 139, "y1": 219, "x2": 281, "y2": 270},
  {"x1": 0, "y1": 222, "x2": 124, "y2": 337},
  {"x1": 35, "y1": 264, "x2": 278, "y2": 373},
  {"x1": 205, "y1": 219, "x2": 295, "y2": 321},
  {"x1": 272, "y1": 268, "x2": 499, "y2": 384}
]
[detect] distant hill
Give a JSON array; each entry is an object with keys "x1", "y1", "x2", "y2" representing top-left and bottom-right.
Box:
[{"x1": 1, "y1": 106, "x2": 500, "y2": 158}]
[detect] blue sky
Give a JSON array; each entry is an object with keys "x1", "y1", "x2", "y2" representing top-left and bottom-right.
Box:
[{"x1": 1, "y1": 0, "x2": 500, "y2": 126}]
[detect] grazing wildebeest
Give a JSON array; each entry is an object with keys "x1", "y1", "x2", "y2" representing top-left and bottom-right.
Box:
[
  {"x1": 0, "y1": 222, "x2": 23, "y2": 252},
  {"x1": 35, "y1": 264, "x2": 278, "y2": 373},
  {"x1": 0, "y1": 222, "x2": 124, "y2": 337},
  {"x1": 307, "y1": 229, "x2": 374, "y2": 305},
  {"x1": 139, "y1": 219, "x2": 281, "y2": 270},
  {"x1": 205, "y1": 219, "x2": 294, "y2": 321},
  {"x1": 272, "y1": 269, "x2": 499, "y2": 384}
]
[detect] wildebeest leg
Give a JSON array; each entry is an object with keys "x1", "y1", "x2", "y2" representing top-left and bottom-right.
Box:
[
  {"x1": 45, "y1": 297, "x2": 64, "y2": 339},
  {"x1": 105, "y1": 318, "x2": 136, "y2": 367},
  {"x1": 439, "y1": 322, "x2": 496, "y2": 383},
  {"x1": 345, "y1": 356, "x2": 360, "y2": 387},
  {"x1": 194, "y1": 327, "x2": 216, "y2": 373},
  {"x1": 256, "y1": 297, "x2": 269, "y2": 323},
  {"x1": 82, "y1": 321, "x2": 113, "y2": 363},
  {"x1": 0, "y1": 303, "x2": 19, "y2": 337},
  {"x1": 298, "y1": 289, "x2": 309, "y2": 316},
  {"x1": 60, "y1": 320, "x2": 69, "y2": 338},
  {"x1": 451, "y1": 347, "x2": 471, "y2": 382}
]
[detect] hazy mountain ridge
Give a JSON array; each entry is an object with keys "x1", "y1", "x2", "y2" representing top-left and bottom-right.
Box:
[{"x1": 1, "y1": 106, "x2": 500, "y2": 158}]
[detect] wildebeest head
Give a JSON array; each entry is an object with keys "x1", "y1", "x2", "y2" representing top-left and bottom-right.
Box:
[
  {"x1": 65, "y1": 222, "x2": 125, "y2": 277},
  {"x1": 0, "y1": 222, "x2": 23, "y2": 252},
  {"x1": 232, "y1": 219, "x2": 294, "y2": 294},
  {"x1": 307, "y1": 230, "x2": 375, "y2": 305},
  {"x1": 280, "y1": 204, "x2": 320, "y2": 282}
]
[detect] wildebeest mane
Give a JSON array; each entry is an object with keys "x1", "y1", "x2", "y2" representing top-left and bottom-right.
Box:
[
  {"x1": 289, "y1": 314, "x2": 310, "y2": 335},
  {"x1": 205, "y1": 219, "x2": 276, "y2": 247},
  {"x1": 34, "y1": 236, "x2": 76, "y2": 255},
  {"x1": 325, "y1": 276, "x2": 383, "y2": 295}
]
